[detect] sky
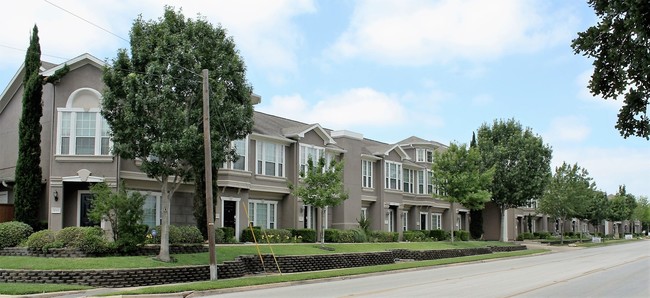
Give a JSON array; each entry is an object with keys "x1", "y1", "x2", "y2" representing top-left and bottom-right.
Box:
[{"x1": 1, "y1": 0, "x2": 648, "y2": 198}]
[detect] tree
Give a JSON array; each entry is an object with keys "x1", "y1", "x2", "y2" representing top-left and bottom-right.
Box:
[
  {"x1": 477, "y1": 119, "x2": 552, "y2": 242},
  {"x1": 583, "y1": 190, "x2": 610, "y2": 235},
  {"x1": 88, "y1": 182, "x2": 147, "y2": 252},
  {"x1": 608, "y1": 185, "x2": 637, "y2": 236},
  {"x1": 102, "y1": 7, "x2": 254, "y2": 261},
  {"x1": 290, "y1": 156, "x2": 348, "y2": 247},
  {"x1": 571, "y1": 0, "x2": 650, "y2": 139},
  {"x1": 469, "y1": 131, "x2": 483, "y2": 239},
  {"x1": 633, "y1": 196, "x2": 650, "y2": 234},
  {"x1": 14, "y1": 25, "x2": 68, "y2": 230},
  {"x1": 538, "y1": 162, "x2": 594, "y2": 244},
  {"x1": 431, "y1": 143, "x2": 493, "y2": 242}
]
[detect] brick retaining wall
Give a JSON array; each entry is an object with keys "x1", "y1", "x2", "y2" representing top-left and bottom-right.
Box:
[
  {"x1": 0, "y1": 245, "x2": 526, "y2": 287},
  {"x1": 0, "y1": 245, "x2": 207, "y2": 257}
]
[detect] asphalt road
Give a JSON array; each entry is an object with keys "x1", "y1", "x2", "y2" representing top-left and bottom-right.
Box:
[{"x1": 203, "y1": 241, "x2": 650, "y2": 298}]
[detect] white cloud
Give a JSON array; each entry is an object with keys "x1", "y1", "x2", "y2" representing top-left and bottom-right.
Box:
[
  {"x1": 544, "y1": 116, "x2": 591, "y2": 143},
  {"x1": 327, "y1": 0, "x2": 577, "y2": 65},
  {"x1": 552, "y1": 146, "x2": 650, "y2": 197},
  {"x1": 260, "y1": 88, "x2": 407, "y2": 129}
]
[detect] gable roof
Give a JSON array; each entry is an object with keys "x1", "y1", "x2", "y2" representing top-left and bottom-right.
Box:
[
  {"x1": 1, "y1": 53, "x2": 105, "y2": 114},
  {"x1": 366, "y1": 143, "x2": 411, "y2": 160},
  {"x1": 398, "y1": 135, "x2": 448, "y2": 150},
  {"x1": 282, "y1": 123, "x2": 336, "y2": 145}
]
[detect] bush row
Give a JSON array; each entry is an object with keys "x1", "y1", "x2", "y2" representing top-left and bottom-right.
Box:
[
  {"x1": 0, "y1": 221, "x2": 33, "y2": 249},
  {"x1": 402, "y1": 229, "x2": 470, "y2": 242},
  {"x1": 240, "y1": 227, "x2": 317, "y2": 243},
  {"x1": 25, "y1": 226, "x2": 109, "y2": 254}
]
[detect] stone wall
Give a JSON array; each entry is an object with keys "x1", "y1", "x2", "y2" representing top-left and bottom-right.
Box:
[{"x1": 0, "y1": 245, "x2": 527, "y2": 287}]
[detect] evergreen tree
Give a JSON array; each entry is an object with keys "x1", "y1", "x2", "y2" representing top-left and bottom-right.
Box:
[{"x1": 14, "y1": 25, "x2": 44, "y2": 229}]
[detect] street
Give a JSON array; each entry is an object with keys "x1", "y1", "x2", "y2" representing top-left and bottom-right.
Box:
[{"x1": 202, "y1": 241, "x2": 650, "y2": 298}]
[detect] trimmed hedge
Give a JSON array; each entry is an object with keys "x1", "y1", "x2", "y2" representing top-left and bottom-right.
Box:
[
  {"x1": 147, "y1": 225, "x2": 204, "y2": 244},
  {"x1": 429, "y1": 229, "x2": 450, "y2": 241},
  {"x1": 403, "y1": 230, "x2": 429, "y2": 242},
  {"x1": 0, "y1": 221, "x2": 33, "y2": 249},
  {"x1": 25, "y1": 230, "x2": 60, "y2": 252},
  {"x1": 241, "y1": 228, "x2": 294, "y2": 243},
  {"x1": 455, "y1": 230, "x2": 470, "y2": 241},
  {"x1": 290, "y1": 229, "x2": 316, "y2": 243},
  {"x1": 367, "y1": 231, "x2": 398, "y2": 242}
]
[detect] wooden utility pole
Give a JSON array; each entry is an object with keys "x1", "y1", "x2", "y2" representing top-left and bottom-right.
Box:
[{"x1": 202, "y1": 69, "x2": 217, "y2": 280}]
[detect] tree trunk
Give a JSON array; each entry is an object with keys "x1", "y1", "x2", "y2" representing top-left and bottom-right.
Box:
[
  {"x1": 450, "y1": 202, "x2": 455, "y2": 243},
  {"x1": 500, "y1": 205, "x2": 508, "y2": 242},
  {"x1": 559, "y1": 218, "x2": 564, "y2": 245},
  {"x1": 158, "y1": 176, "x2": 171, "y2": 262},
  {"x1": 320, "y1": 207, "x2": 326, "y2": 248}
]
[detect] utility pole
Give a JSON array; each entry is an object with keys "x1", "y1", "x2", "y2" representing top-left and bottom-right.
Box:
[{"x1": 203, "y1": 69, "x2": 217, "y2": 280}]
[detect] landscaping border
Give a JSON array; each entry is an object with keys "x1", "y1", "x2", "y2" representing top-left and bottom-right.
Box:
[{"x1": 0, "y1": 245, "x2": 526, "y2": 287}]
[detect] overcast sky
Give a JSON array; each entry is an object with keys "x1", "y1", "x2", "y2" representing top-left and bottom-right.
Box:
[{"x1": 1, "y1": 0, "x2": 648, "y2": 198}]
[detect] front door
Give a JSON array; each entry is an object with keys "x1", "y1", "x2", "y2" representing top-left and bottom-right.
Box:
[
  {"x1": 223, "y1": 200, "x2": 236, "y2": 230},
  {"x1": 79, "y1": 193, "x2": 96, "y2": 227}
]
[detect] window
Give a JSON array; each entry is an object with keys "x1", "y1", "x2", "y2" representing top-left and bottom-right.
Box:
[
  {"x1": 387, "y1": 209, "x2": 395, "y2": 232},
  {"x1": 361, "y1": 207, "x2": 367, "y2": 220},
  {"x1": 248, "y1": 200, "x2": 277, "y2": 229},
  {"x1": 427, "y1": 170, "x2": 433, "y2": 194},
  {"x1": 362, "y1": 160, "x2": 374, "y2": 188},
  {"x1": 142, "y1": 194, "x2": 161, "y2": 229},
  {"x1": 385, "y1": 161, "x2": 402, "y2": 190},
  {"x1": 256, "y1": 141, "x2": 285, "y2": 177},
  {"x1": 417, "y1": 170, "x2": 426, "y2": 194},
  {"x1": 57, "y1": 88, "x2": 111, "y2": 156},
  {"x1": 402, "y1": 211, "x2": 408, "y2": 231},
  {"x1": 416, "y1": 148, "x2": 433, "y2": 163},
  {"x1": 300, "y1": 144, "x2": 325, "y2": 174},
  {"x1": 432, "y1": 213, "x2": 442, "y2": 230},
  {"x1": 403, "y1": 169, "x2": 414, "y2": 193},
  {"x1": 230, "y1": 138, "x2": 248, "y2": 171},
  {"x1": 0, "y1": 191, "x2": 8, "y2": 204}
]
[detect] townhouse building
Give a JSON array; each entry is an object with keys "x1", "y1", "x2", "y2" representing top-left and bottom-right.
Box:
[{"x1": 1, "y1": 53, "x2": 570, "y2": 242}]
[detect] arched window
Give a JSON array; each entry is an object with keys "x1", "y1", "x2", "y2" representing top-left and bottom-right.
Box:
[{"x1": 56, "y1": 88, "x2": 110, "y2": 155}]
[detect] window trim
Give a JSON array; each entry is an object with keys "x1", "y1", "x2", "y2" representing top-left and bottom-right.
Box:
[
  {"x1": 228, "y1": 137, "x2": 249, "y2": 171},
  {"x1": 402, "y1": 211, "x2": 408, "y2": 231},
  {"x1": 256, "y1": 141, "x2": 285, "y2": 177},
  {"x1": 57, "y1": 108, "x2": 111, "y2": 156},
  {"x1": 384, "y1": 161, "x2": 402, "y2": 191},
  {"x1": 403, "y1": 168, "x2": 414, "y2": 193},
  {"x1": 432, "y1": 213, "x2": 442, "y2": 230},
  {"x1": 420, "y1": 212, "x2": 428, "y2": 230},
  {"x1": 248, "y1": 200, "x2": 278, "y2": 229}
]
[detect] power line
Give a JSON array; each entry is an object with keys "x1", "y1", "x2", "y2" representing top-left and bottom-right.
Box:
[
  {"x1": 0, "y1": 43, "x2": 70, "y2": 61},
  {"x1": 43, "y1": 0, "x2": 129, "y2": 43}
]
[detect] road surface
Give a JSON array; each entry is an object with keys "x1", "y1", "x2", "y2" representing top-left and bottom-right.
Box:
[{"x1": 202, "y1": 240, "x2": 649, "y2": 298}]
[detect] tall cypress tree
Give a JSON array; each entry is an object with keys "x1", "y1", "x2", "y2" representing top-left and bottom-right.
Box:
[
  {"x1": 14, "y1": 25, "x2": 44, "y2": 229},
  {"x1": 468, "y1": 131, "x2": 484, "y2": 239}
]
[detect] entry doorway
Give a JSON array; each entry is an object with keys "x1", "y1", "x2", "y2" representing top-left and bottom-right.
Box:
[{"x1": 221, "y1": 197, "x2": 240, "y2": 241}]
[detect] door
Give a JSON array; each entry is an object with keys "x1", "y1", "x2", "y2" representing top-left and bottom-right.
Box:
[
  {"x1": 79, "y1": 193, "x2": 96, "y2": 227},
  {"x1": 223, "y1": 200, "x2": 237, "y2": 230},
  {"x1": 388, "y1": 209, "x2": 395, "y2": 232}
]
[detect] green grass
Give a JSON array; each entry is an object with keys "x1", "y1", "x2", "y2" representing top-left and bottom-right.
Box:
[
  {"x1": 0, "y1": 241, "x2": 509, "y2": 270},
  {"x1": 576, "y1": 238, "x2": 642, "y2": 248},
  {"x1": 0, "y1": 282, "x2": 92, "y2": 296},
  {"x1": 104, "y1": 249, "x2": 546, "y2": 296}
]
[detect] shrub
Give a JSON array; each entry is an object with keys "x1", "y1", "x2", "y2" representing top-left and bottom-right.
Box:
[
  {"x1": 368, "y1": 231, "x2": 398, "y2": 242},
  {"x1": 56, "y1": 227, "x2": 87, "y2": 248},
  {"x1": 518, "y1": 232, "x2": 535, "y2": 240},
  {"x1": 0, "y1": 221, "x2": 33, "y2": 249},
  {"x1": 351, "y1": 228, "x2": 367, "y2": 243},
  {"x1": 241, "y1": 227, "x2": 262, "y2": 243},
  {"x1": 338, "y1": 230, "x2": 357, "y2": 243},
  {"x1": 291, "y1": 229, "x2": 316, "y2": 243},
  {"x1": 221, "y1": 227, "x2": 236, "y2": 243},
  {"x1": 77, "y1": 227, "x2": 109, "y2": 254},
  {"x1": 455, "y1": 230, "x2": 470, "y2": 241},
  {"x1": 429, "y1": 229, "x2": 450, "y2": 241},
  {"x1": 403, "y1": 230, "x2": 429, "y2": 242},
  {"x1": 215, "y1": 228, "x2": 225, "y2": 244},
  {"x1": 324, "y1": 229, "x2": 340, "y2": 243},
  {"x1": 25, "y1": 230, "x2": 59, "y2": 252},
  {"x1": 534, "y1": 231, "x2": 551, "y2": 239}
]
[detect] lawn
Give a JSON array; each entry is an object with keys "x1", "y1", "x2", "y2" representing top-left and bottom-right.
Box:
[{"x1": 0, "y1": 241, "x2": 510, "y2": 270}]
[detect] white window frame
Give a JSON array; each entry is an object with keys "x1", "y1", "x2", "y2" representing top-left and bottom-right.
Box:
[
  {"x1": 300, "y1": 144, "x2": 325, "y2": 174},
  {"x1": 417, "y1": 170, "x2": 426, "y2": 194},
  {"x1": 57, "y1": 108, "x2": 111, "y2": 156},
  {"x1": 416, "y1": 148, "x2": 426, "y2": 162},
  {"x1": 248, "y1": 200, "x2": 278, "y2": 229},
  {"x1": 141, "y1": 192, "x2": 162, "y2": 229},
  {"x1": 427, "y1": 170, "x2": 434, "y2": 195},
  {"x1": 362, "y1": 160, "x2": 374, "y2": 189},
  {"x1": 0, "y1": 191, "x2": 8, "y2": 204},
  {"x1": 402, "y1": 211, "x2": 408, "y2": 231},
  {"x1": 256, "y1": 141, "x2": 285, "y2": 177},
  {"x1": 387, "y1": 209, "x2": 395, "y2": 232},
  {"x1": 432, "y1": 213, "x2": 442, "y2": 230},
  {"x1": 228, "y1": 137, "x2": 248, "y2": 171},
  {"x1": 403, "y1": 169, "x2": 414, "y2": 193},
  {"x1": 385, "y1": 161, "x2": 402, "y2": 191},
  {"x1": 361, "y1": 207, "x2": 368, "y2": 220}
]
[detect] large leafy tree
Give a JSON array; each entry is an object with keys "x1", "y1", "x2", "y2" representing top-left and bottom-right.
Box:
[
  {"x1": 290, "y1": 157, "x2": 348, "y2": 247},
  {"x1": 632, "y1": 196, "x2": 650, "y2": 233},
  {"x1": 582, "y1": 190, "x2": 610, "y2": 235},
  {"x1": 538, "y1": 162, "x2": 594, "y2": 244},
  {"x1": 477, "y1": 119, "x2": 552, "y2": 242},
  {"x1": 14, "y1": 25, "x2": 67, "y2": 229},
  {"x1": 431, "y1": 143, "x2": 493, "y2": 242},
  {"x1": 102, "y1": 7, "x2": 254, "y2": 261},
  {"x1": 571, "y1": 0, "x2": 650, "y2": 139},
  {"x1": 608, "y1": 186, "x2": 637, "y2": 236}
]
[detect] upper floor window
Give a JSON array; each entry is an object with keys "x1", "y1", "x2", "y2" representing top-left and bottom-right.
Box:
[
  {"x1": 416, "y1": 148, "x2": 433, "y2": 163},
  {"x1": 403, "y1": 168, "x2": 414, "y2": 193},
  {"x1": 427, "y1": 170, "x2": 434, "y2": 194},
  {"x1": 300, "y1": 144, "x2": 325, "y2": 174},
  {"x1": 57, "y1": 88, "x2": 110, "y2": 155},
  {"x1": 256, "y1": 141, "x2": 284, "y2": 177},
  {"x1": 417, "y1": 170, "x2": 426, "y2": 194},
  {"x1": 362, "y1": 160, "x2": 374, "y2": 188},
  {"x1": 385, "y1": 161, "x2": 402, "y2": 190},
  {"x1": 228, "y1": 138, "x2": 248, "y2": 171}
]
